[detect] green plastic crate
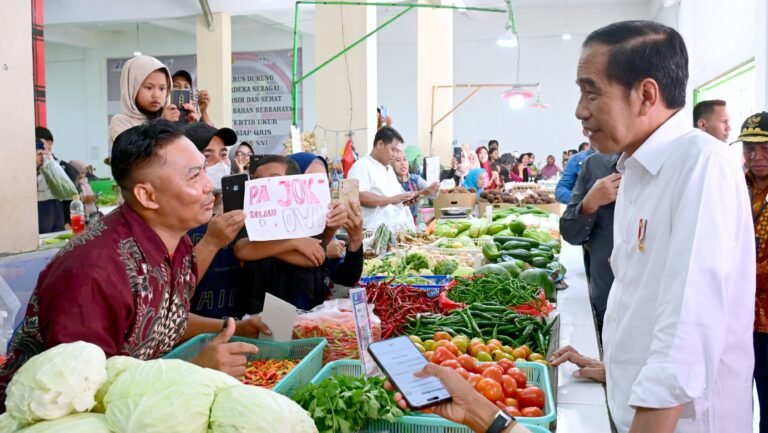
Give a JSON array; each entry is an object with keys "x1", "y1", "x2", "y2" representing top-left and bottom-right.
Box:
[
  {"x1": 89, "y1": 179, "x2": 117, "y2": 196},
  {"x1": 311, "y1": 360, "x2": 554, "y2": 432},
  {"x1": 163, "y1": 334, "x2": 326, "y2": 397}
]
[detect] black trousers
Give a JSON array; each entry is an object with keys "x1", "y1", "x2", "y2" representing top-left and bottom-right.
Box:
[
  {"x1": 37, "y1": 199, "x2": 65, "y2": 234},
  {"x1": 756, "y1": 332, "x2": 768, "y2": 433}
]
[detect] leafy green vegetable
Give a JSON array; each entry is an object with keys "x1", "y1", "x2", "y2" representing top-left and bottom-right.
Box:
[
  {"x1": 210, "y1": 385, "x2": 318, "y2": 433},
  {"x1": 432, "y1": 258, "x2": 459, "y2": 275},
  {"x1": 293, "y1": 375, "x2": 403, "y2": 433},
  {"x1": 402, "y1": 252, "x2": 430, "y2": 272}
]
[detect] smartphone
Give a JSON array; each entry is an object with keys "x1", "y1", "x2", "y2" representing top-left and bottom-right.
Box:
[
  {"x1": 222, "y1": 173, "x2": 248, "y2": 212},
  {"x1": 368, "y1": 336, "x2": 452, "y2": 409},
  {"x1": 338, "y1": 178, "x2": 359, "y2": 204},
  {"x1": 171, "y1": 89, "x2": 193, "y2": 108},
  {"x1": 453, "y1": 147, "x2": 462, "y2": 162}
]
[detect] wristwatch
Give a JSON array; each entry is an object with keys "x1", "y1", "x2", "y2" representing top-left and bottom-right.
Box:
[{"x1": 485, "y1": 410, "x2": 514, "y2": 433}]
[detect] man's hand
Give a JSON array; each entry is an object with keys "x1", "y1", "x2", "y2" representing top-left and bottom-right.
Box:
[
  {"x1": 190, "y1": 317, "x2": 259, "y2": 377},
  {"x1": 292, "y1": 237, "x2": 325, "y2": 267},
  {"x1": 198, "y1": 90, "x2": 211, "y2": 114},
  {"x1": 161, "y1": 104, "x2": 181, "y2": 122},
  {"x1": 550, "y1": 345, "x2": 606, "y2": 383},
  {"x1": 344, "y1": 200, "x2": 364, "y2": 252},
  {"x1": 205, "y1": 210, "x2": 245, "y2": 249},
  {"x1": 325, "y1": 239, "x2": 346, "y2": 259},
  {"x1": 391, "y1": 192, "x2": 417, "y2": 205},
  {"x1": 235, "y1": 315, "x2": 272, "y2": 339},
  {"x1": 581, "y1": 173, "x2": 622, "y2": 215},
  {"x1": 326, "y1": 199, "x2": 348, "y2": 230},
  {"x1": 387, "y1": 364, "x2": 529, "y2": 433},
  {"x1": 36, "y1": 151, "x2": 44, "y2": 168}
]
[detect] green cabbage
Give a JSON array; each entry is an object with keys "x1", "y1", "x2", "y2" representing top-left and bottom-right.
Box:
[
  {"x1": 18, "y1": 413, "x2": 110, "y2": 433},
  {"x1": 6, "y1": 342, "x2": 107, "y2": 425},
  {"x1": 104, "y1": 359, "x2": 239, "y2": 433},
  {"x1": 93, "y1": 356, "x2": 143, "y2": 413},
  {"x1": 0, "y1": 413, "x2": 23, "y2": 433},
  {"x1": 209, "y1": 385, "x2": 318, "y2": 433}
]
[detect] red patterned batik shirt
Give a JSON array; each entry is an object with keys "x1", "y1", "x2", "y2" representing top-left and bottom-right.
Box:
[
  {"x1": 0, "y1": 204, "x2": 197, "y2": 410},
  {"x1": 748, "y1": 172, "x2": 768, "y2": 333}
]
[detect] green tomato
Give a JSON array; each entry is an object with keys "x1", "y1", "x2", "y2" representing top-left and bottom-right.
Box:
[
  {"x1": 451, "y1": 336, "x2": 469, "y2": 354},
  {"x1": 414, "y1": 343, "x2": 426, "y2": 353},
  {"x1": 422, "y1": 339, "x2": 436, "y2": 351},
  {"x1": 475, "y1": 351, "x2": 493, "y2": 362},
  {"x1": 409, "y1": 336, "x2": 423, "y2": 345}
]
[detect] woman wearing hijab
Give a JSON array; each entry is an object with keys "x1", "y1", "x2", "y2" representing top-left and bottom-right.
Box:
[
  {"x1": 462, "y1": 168, "x2": 488, "y2": 198},
  {"x1": 108, "y1": 56, "x2": 198, "y2": 146},
  {"x1": 467, "y1": 151, "x2": 481, "y2": 170}
]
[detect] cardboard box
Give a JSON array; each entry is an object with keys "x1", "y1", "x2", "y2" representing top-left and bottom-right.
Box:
[
  {"x1": 434, "y1": 192, "x2": 477, "y2": 217},
  {"x1": 478, "y1": 200, "x2": 562, "y2": 215}
]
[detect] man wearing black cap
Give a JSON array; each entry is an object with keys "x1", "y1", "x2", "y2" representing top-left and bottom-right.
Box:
[
  {"x1": 172, "y1": 70, "x2": 213, "y2": 126},
  {"x1": 182, "y1": 122, "x2": 246, "y2": 318},
  {"x1": 736, "y1": 112, "x2": 768, "y2": 433}
]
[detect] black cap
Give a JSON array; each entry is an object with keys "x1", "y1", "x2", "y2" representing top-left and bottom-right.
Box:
[
  {"x1": 732, "y1": 112, "x2": 768, "y2": 144},
  {"x1": 172, "y1": 70, "x2": 193, "y2": 87},
  {"x1": 183, "y1": 123, "x2": 238, "y2": 152}
]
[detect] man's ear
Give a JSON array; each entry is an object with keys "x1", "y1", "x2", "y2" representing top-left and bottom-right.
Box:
[
  {"x1": 637, "y1": 78, "x2": 661, "y2": 116},
  {"x1": 132, "y1": 182, "x2": 160, "y2": 210},
  {"x1": 696, "y1": 118, "x2": 707, "y2": 129}
]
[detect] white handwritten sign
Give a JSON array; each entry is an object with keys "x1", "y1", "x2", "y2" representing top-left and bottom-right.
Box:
[{"x1": 244, "y1": 173, "x2": 331, "y2": 241}]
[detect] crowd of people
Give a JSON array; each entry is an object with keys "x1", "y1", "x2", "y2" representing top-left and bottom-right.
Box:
[{"x1": 8, "y1": 16, "x2": 768, "y2": 433}]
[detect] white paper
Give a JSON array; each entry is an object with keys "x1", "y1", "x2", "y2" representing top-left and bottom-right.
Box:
[
  {"x1": 349, "y1": 288, "x2": 379, "y2": 377},
  {"x1": 290, "y1": 125, "x2": 302, "y2": 154},
  {"x1": 259, "y1": 293, "x2": 299, "y2": 342},
  {"x1": 425, "y1": 156, "x2": 441, "y2": 185},
  {"x1": 244, "y1": 173, "x2": 331, "y2": 241}
]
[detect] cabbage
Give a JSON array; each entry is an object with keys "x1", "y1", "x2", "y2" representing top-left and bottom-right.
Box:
[
  {"x1": 104, "y1": 359, "x2": 238, "y2": 433},
  {"x1": 6, "y1": 342, "x2": 107, "y2": 425},
  {"x1": 17, "y1": 413, "x2": 111, "y2": 433},
  {"x1": 93, "y1": 356, "x2": 143, "y2": 413},
  {"x1": 209, "y1": 385, "x2": 318, "y2": 433},
  {"x1": 0, "y1": 413, "x2": 23, "y2": 432}
]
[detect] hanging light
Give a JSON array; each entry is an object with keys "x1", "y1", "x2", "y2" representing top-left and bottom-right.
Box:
[
  {"x1": 530, "y1": 90, "x2": 550, "y2": 109},
  {"x1": 562, "y1": 0, "x2": 572, "y2": 42},
  {"x1": 499, "y1": 89, "x2": 535, "y2": 109},
  {"x1": 561, "y1": 32, "x2": 572, "y2": 41},
  {"x1": 497, "y1": 0, "x2": 518, "y2": 48},
  {"x1": 133, "y1": 23, "x2": 142, "y2": 57}
]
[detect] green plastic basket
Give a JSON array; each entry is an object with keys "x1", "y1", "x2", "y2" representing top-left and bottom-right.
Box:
[
  {"x1": 89, "y1": 179, "x2": 117, "y2": 196},
  {"x1": 163, "y1": 334, "x2": 326, "y2": 397},
  {"x1": 311, "y1": 360, "x2": 554, "y2": 432}
]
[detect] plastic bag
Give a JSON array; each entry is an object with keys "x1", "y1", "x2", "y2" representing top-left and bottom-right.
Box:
[
  {"x1": 293, "y1": 299, "x2": 381, "y2": 364},
  {"x1": 0, "y1": 276, "x2": 21, "y2": 356},
  {"x1": 365, "y1": 204, "x2": 415, "y2": 233},
  {"x1": 40, "y1": 158, "x2": 78, "y2": 200}
]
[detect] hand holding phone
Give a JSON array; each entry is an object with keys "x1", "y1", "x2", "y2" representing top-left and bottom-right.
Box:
[{"x1": 367, "y1": 336, "x2": 451, "y2": 409}]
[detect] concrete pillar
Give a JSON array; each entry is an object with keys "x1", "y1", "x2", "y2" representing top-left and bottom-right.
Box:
[
  {"x1": 0, "y1": 0, "x2": 39, "y2": 252},
  {"x1": 196, "y1": 13, "x2": 232, "y2": 127},
  {"x1": 417, "y1": 0, "x2": 453, "y2": 163},
  {"x1": 315, "y1": 2, "x2": 377, "y2": 156}
]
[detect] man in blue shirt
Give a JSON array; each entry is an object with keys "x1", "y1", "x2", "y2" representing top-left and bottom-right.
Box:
[{"x1": 556, "y1": 142, "x2": 593, "y2": 204}]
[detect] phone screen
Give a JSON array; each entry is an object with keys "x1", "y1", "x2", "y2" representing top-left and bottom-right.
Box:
[
  {"x1": 171, "y1": 89, "x2": 192, "y2": 107},
  {"x1": 368, "y1": 336, "x2": 451, "y2": 409}
]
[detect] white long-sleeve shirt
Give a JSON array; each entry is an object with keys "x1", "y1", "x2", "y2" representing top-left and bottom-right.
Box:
[{"x1": 604, "y1": 110, "x2": 756, "y2": 433}]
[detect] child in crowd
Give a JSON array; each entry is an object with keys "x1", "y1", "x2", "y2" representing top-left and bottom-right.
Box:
[
  {"x1": 109, "y1": 55, "x2": 198, "y2": 146},
  {"x1": 234, "y1": 155, "x2": 362, "y2": 314}
]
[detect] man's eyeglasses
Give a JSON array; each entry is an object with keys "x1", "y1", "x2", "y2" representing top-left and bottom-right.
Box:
[{"x1": 743, "y1": 143, "x2": 768, "y2": 159}]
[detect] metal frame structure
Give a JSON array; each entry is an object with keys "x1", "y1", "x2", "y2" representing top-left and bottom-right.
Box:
[{"x1": 290, "y1": 0, "x2": 515, "y2": 126}]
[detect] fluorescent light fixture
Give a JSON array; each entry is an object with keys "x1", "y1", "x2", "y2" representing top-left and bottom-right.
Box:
[
  {"x1": 132, "y1": 51, "x2": 142, "y2": 57},
  {"x1": 496, "y1": 29, "x2": 518, "y2": 48},
  {"x1": 562, "y1": 32, "x2": 572, "y2": 40}
]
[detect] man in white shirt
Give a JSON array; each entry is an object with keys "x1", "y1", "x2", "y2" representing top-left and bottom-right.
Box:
[
  {"x1": 347, "y1": 126, "x2": 416, "y2": 229},
  {"x1": 693, "y1": 99, "x2": 732, "y2": 143},
  {"x1": 551, "y1": 21, "x2": 755, "y2": 433}
]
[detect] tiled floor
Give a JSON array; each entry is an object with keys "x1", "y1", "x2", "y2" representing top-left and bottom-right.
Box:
[{"x1": 555, "y1": 243, "x2": 612, "y2": 432}]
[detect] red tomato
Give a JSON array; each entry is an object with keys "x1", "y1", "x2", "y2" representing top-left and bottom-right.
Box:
[
  {"x1": 432, "y1": 347, "x2": 457, "y2": 365},
  {"x1": 503, "y1": 397, "x2": 519, "y2": 409},
  {"x1": 467, "y1": 374, "x2": 483, "y2": 388},
  {"x1": 482, "y1": 367, "x2": 503, "y2": 383},
  {"x1": 457, "y1": 354, "x2": 477, "y2": 373},
  {"x1": 517, "y1": 386, "x2": 545, "y2": 409},
  {"x1": 440, "y1": 360, "x2": 461, "y2": 370},
  {"x1": 520, "y1": 407, "x2": 544, "y2": 417},
  {"x1": 505, "y1": 406, "x2": 522, "y2": 417},
  {"x1": 424, "y1": 351, "x2": 434, "y2": 362},
  {"x1": 454, "y1": 367, "x2": 470, "y2": 380},
  {"x1": 477, "y1": 378, "x2": 504, "y2": 402},
  {"x1": 506, "y1": 367, "x2": 528, "y2": 388},
  {"x1": 433, "y1": 331, "x2": 452, "y2": 341},
  {"x1": 501, "y1": 375, "x2": 518, "y2": 398},
  {"x1": 470, "y1": 344, "x2": 490, "y2": 357},
  {"x1": 476, "y1": 363, "x2": 504, "y2": 376},
  {"x1": 497, "y1": 358, "x2": 514, "y2": 371},
  {"x1": 434, "y1": 340, "x2": 460, "y2": 356}
]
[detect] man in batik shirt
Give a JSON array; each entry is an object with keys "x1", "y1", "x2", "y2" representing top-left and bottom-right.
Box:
[
  {"x1": 737, "y1": 111, "x2": 768, "y2": 433},
  {"x1": 0, "y1": 120, "x2": 269, "y2": 411}
]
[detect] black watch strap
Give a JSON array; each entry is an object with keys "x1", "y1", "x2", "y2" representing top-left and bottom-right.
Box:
[{"x1": 485, "y1": 410, "x2": 514, "y2": 433}]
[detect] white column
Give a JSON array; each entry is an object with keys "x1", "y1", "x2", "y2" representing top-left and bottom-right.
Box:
[
  {"x1": 0, "y1": 1, "x2": 39, "y2": 252},
  {"x1": 196, "y1": 13, "x2": 233, "y2": 127},
  {"x1": 417, "y1": 0, "x2": 453, "y2": 163},
  {"x1": 315, "y1": 2, "x2": 377, "y2": 156}
]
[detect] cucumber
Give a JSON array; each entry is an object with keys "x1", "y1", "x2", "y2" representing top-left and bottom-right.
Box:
[
  {"x1": 493, "y1": 236, "x2": 541, "y2": 248},
  {"x1": 502, "y1": 240, "x2": 532, "y2": 251}
]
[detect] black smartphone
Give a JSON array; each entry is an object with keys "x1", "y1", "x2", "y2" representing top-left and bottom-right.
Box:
[
  {"x1": 222, "y1": 173, "x2": 248, "y2": 212},
  {"x1": 453, "y1": 147, "x2": 462, "y2": 162},
  {"x1": 171, "y1": 89, "x2": 192, "y2": 108},
  {"x1": 368, "y1": 336, "x2": 452, "y2": 410}
]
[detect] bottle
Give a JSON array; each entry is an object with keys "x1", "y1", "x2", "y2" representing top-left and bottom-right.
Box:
[{"x1": 70, "y1": 195, "x2": 85, "y2": 234}]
